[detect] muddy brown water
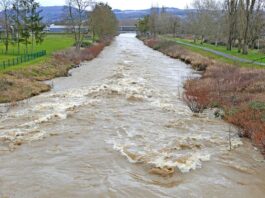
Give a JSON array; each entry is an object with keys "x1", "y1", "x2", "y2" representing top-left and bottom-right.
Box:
[{"x1": 0, "y1": 34, "x2": 264, "y2": 198}]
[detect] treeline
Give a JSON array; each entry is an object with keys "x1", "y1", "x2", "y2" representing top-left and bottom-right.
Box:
[
  {"x1": 64, "y1": 0, "x2": 118, "y2": 51},
  {"x1": 0, "y1": 0, "x2": 118, "y2": 54},
  {"x1": 0, "y1": 0, "x2": 44, "y2": 54},
  {"x1": 137, "y1": 0, "x2": 265, "y2": 55}
]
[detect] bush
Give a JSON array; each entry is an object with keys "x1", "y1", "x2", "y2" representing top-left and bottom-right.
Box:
[
  {"x1": 183, "y1": 80, "x2": 210, "y2": 113},
  {"x1": 54, "y1": 42, "x2": 105, "y2": 65},
  {"x1": 249, "y1": 101, "x2": 265, "y2": 111},
  {"x1": 73, "y1": 41, "x2": 93, "y2": 48}
]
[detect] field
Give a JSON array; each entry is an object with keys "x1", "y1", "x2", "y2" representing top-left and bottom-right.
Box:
[
  {"x1": 0, "y1": 33, "x2": 75, "y2": 71},
  {"x1": 0, "y1": 33, "x2": 75, "y2": 54}
]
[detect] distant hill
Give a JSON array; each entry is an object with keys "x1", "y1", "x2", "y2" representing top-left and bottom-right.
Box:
[
  {"x1": 0, "y1": 6, "x2": 190, "y2": 24},
  {"x1": 39, "y1": 6, "x2": 67, "y2": 23},
  {"x1": 113, "y1": 7, "x2": 189, "y2": 20},
  {"x1": 38, "y1": 6, "x2": 189, "y2": 24}
]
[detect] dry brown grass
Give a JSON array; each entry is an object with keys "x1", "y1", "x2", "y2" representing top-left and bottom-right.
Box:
[{"x1": 143, "y1": 38, "x2": 213, "y2": 71}]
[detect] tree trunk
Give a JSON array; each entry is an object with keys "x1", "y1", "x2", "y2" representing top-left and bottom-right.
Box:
[
  {"x1": 238, "y1": 38, "x2": 242, "y2": 53},
  {"x1": 17, "y1": 32, "x2": 20, "y2": 54},
  {"x1": 227, "y1": 35, "x2": 232, "y2": 50},
  {"x1": 242, "y1": 0, "x2": 256, "y2": 55},
  {"x1": 200, "y1": 35, "x2": 204, "y2": 45},
  {"x1": 4, "y1": 8, "x2": 9, "y2": 54},
  {"x1": 31, "y1": 31, "x2": 34, "y2": 52},
  {"x1": 250, "y1": 39, "x2": 255, "y2": 49},
  {"x1": 92, "y1": 29, "x2": 95, "y2": 42},
  {"x1": 215, "y1": 39, "x2": 218, "y2": 46},
  {"x1": 243, "y1": 44, "x2": 248, "y2": 54}
]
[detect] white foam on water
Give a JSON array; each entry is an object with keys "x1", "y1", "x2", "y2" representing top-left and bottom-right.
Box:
[{"x1": 151, "y1": 152, "x2": 211, "y2": 173}]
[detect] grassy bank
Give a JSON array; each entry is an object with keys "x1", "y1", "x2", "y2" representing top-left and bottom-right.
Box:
[
  {"x1": 166, "y1": 36, "x2": 265, "y2": 64},
  {"x1": 161, "y1": 36, "x2": 265, "y2": 69},
  {"x1": 0, "y1": 36, "x2": 111, "y2": 103},
  {"x1": 139, "y1": 36, "x2": 265, "y2": 155}
]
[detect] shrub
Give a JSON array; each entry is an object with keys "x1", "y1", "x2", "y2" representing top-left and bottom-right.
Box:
[
  {"x1": 76, "y1": 41, "x2": 92, "y2": 48},
  {"x1": 183, "y1": 80, "x2": 210, "y2": 113},
  {"x1": 249, "y1": 101, "x2": 265, "y2": 111}
]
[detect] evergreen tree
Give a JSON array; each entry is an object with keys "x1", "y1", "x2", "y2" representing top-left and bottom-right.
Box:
[
  {"x1": 12, "y1": 0, "x2": 23, "y2": 54},
  {"x1": 27, "y1": 0, "x2": 45, "y2": 52},
  {"x1": 0, "y1": 0, "x2": 12, "y2": 53}
]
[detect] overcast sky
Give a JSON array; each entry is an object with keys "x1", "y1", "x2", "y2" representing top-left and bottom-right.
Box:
[{"x1": 38, "y1": 0, "x2": 192, "y2": 10}]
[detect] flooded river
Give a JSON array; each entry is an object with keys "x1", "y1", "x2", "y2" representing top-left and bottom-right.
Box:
[{"x1": 0, "y1": 34, "x2": 265, "y2": 198}]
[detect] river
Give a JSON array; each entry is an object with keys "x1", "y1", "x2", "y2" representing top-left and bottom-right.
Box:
[{"x1": 0, "y1": 34, "x2": 264, "y2": 198}]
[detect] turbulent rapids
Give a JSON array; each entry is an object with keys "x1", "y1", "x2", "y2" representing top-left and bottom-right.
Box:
[{"x1": 0, "y1": 34, "x2": 265, "y2": 198}]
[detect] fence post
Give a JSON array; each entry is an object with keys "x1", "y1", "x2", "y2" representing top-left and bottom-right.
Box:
[
  {"x1": 8, "y1": 60, "x2": 10, "y2": 67},
  {"x1": 3, "y1": 61, "x2": 5, "y2": 69}
]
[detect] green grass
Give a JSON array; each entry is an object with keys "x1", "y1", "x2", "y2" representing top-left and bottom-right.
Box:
[
  {"x1": 0, "y1": 54, "x2": 16, "y2": 61},
  {"x1": 33, "y1": 33, "x2": 75, "y2": 54},
  {"x1": 0, "y1": 56, "x2": 48, "y2": 72},
  {"x1": 0, "y1": 33, "x2": 75, "y2": 55},
  {"x1": 0, "y1": 33, "x2": 75, "y2": 72},
  {"x1": 173, "y1": 37, "x2": 265, "y2": 63},
  {"x1": 180, "y1": 42, "x2": 264, "y2": 69},
  {"x1": 162, "y1": 36, "x2": 265, "y2": 68}
]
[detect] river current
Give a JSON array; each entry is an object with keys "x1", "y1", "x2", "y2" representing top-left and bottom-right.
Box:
[{"x1": 0, "y1": 34, "x2": 264, "y2": 198}]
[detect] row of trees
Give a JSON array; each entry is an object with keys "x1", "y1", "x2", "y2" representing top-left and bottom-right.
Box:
[
  {"x1": 137, "y1": 0, "x2": 265, "y2": 55},
  {"x1": 65, "y1": 0, "x2": 118, "y2": 51},
  {"x1": 0, "y1": 0, "x2": 45, "y2": 54},
  {"x1": 0, "y1": 0, "x2": 118, "y2": 54},
  {"x1": 187, "y1": 0, "x2": 265, "y2": 54},
  {"x1": 137, "y1": 7, "x2": 180, "y2": 38}
]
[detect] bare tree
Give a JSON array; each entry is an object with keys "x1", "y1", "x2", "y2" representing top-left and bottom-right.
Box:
[
  {"x1": 236, "y1": 0, "x2": 245, "y2": 52},
  {"x1": 242, "y1": 0, "x2": 256, "y2": 54},
  {"x1": 225, "y1": 0, "x2": 239, "y2": 50},
  {"x1": 65, "y1": 0, "x2": 93, "y2": 51},
  {"x1": 89, "y1": 3, "x2": 118, "y2": 41},
  {"x1": 188, "y1": 0, "x2": 222, "y2": 45},
  {"x1": 12, "y1": 0, "x2": 22, "y2": 54},
  {"x1": 169, "y1": 15, "x2": 179, "y2": 37},
  {"x1": 0, "y1": 0, "x2": 12, "y2": 53},
  {"x1": 156, "y1": 8, "x2": 180, "y2": 36},
  {"x1": 149, "y1": 7, "x2": 159, "y2": 38},
  {"x1": 249, "y1": 0, "x2": 265, "y2": 49}
]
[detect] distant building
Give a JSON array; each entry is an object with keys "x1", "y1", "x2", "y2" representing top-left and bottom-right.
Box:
[
  {"x1": 48, "y1": 24, "x2": 72, "y2": 33},
  {"x1": 119, "y1": 26, "x2": 137, "y2": 32},
  {"x1": 46, "y1": 24, "x2": 88, "y2": 33}
]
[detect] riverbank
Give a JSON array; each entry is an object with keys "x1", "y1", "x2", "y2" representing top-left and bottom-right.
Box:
[
  {"x1": 138, "y1": 36, "x2": 265, "y2": 155},
  {"x1": 0, "y1": 39, "x2": 111, "y2": 103},
  {"x1": 163, "y1": 36, "x2": 265, "y2": 67}
]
